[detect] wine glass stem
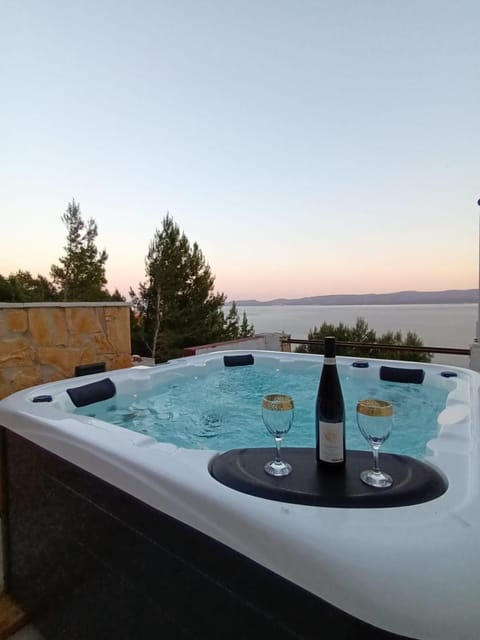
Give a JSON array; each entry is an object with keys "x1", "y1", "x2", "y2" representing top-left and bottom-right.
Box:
[
  {"x1": 274, "y1": 436, "x2": 283, "y2": 463},
  {"x1": 372, "y1": 445, "x2": 381, "y2": 473}
]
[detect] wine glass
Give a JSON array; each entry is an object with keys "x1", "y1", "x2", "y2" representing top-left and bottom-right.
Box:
[
  {"x1": 262, "y1": 394, "x2": 294, "y2": 477},
  {"x1": 356, "y1": 398, "x2": 394, "y2": 488}
]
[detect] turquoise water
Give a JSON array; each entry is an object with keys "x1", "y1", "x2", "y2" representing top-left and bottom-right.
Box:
[{"x1": 75, "y1": 365, "x2": 449, "y2": 458}]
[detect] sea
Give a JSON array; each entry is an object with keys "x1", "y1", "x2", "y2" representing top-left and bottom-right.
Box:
[{"x1": 232, "y1": 303, "x2": 478, "y2": 368}]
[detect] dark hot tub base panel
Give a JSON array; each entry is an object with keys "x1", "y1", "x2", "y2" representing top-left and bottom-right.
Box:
[{"x1": 0, "y1": 430, "x2": 410, "y2": 640}]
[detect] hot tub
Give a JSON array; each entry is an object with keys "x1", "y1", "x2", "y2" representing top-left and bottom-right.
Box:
[{"x1": 0, "y1": 350, "x2": 479, "y2": 640}]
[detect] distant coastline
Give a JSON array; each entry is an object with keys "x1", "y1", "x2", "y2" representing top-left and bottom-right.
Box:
[{"x1": 235, "y1": 289, "x2": 478, "y2": 307}]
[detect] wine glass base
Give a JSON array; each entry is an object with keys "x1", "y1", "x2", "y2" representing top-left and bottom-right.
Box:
[
  {"x1": 264, "y1": 460, "x2": 292, "y2": 477},
  {"x1": 360, "y1": 469, "x2": 393, "y2": 488}
]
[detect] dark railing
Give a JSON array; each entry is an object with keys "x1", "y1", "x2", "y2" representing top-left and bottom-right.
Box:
[{"x1": 281, "y1": 338, "x2": 470, "y2": 357}]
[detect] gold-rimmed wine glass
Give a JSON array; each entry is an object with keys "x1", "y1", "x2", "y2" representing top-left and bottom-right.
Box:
[
  {"x1": 356, "y1": 398, "x2": 394, "y2": 488},
  {"x1": 262, "y1": 394, "x2": 294, "y2": 477}
]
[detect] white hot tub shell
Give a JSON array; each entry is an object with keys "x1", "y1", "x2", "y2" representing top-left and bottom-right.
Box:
[{"x1": 0, "y1": 350, "x2": 478, "y2": 640}]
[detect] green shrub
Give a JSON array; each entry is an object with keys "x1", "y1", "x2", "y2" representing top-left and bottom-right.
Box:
[{"x1": 295, "y1": 317, "x2": 431, "y2": 363}]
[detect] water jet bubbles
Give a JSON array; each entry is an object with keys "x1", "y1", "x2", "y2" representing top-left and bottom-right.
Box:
[
  {"x1": 116, "y1": 409, "x2": 137, "y2": 424},
  {"x1": 156, "y1": 410, "x2": 173, "y2": 421},
  {"x1": 193, "y1": 410, "x2": 224, "y2": 439}
]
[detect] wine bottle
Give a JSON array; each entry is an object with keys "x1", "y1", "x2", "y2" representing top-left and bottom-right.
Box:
[{"x1": 316, "y1": 336, "x2": 346, "y2": 467}]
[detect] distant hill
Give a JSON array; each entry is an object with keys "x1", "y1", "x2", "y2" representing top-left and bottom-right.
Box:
[{"x1": 235, "y1": 289, "x2": 478, "y2": 306}]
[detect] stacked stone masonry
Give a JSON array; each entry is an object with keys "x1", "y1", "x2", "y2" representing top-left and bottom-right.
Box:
[{"x1": 0, "y1": 303, "x2": 132, "y2": 400}]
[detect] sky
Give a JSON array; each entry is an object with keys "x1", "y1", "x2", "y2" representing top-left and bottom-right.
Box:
[{"x1": 1, "y1": 0, "x2": 479, "y2": 302}]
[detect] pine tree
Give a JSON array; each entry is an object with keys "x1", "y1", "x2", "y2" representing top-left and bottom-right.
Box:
[
  {"x1": 239, "y1": 311, "x2": 255, "y2": 338},
  {"x1": 131, "y1": 214, "x2": 228, "y2": 362},
  {"x1": 50, "y1": 199, "x2": 109, "y2": 301},
  {"x1": 223, "y1": 302, "x2": 255, "y2": 340},
  {"x1": 224, "y1": 301, "x2": 241, "y2": 339},
  {"x1": 0, "y1": 275, "x2": 11, "y2": 301},
  {"x1": 3, "y1": 271, "x2": 58, "y2": 302}
]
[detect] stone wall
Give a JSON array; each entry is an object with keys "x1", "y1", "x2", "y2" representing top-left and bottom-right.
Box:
[{"x1": 0, "y1": 303, "x2": 132, "y2": 400}]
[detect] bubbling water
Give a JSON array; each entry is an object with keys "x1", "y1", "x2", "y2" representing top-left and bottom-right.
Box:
[{"x1": 76, "y1": 364, "x2": 448, "y2": 458}]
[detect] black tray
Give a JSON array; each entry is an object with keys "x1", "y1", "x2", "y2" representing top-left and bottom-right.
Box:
[{"x1": 209, "y1": 448, "x2": 448, "y2": 508}]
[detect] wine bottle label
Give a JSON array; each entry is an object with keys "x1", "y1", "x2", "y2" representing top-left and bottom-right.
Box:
[
  {"x1": 323, "y1": 357, "x2": 336, "y2": 365},
  {"x1": 319, "y1": 421, "x2": 344, "y2": 463}
]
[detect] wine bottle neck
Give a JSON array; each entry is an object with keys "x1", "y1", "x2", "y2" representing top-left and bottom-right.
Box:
[{"x1": 323, "y1": 357, "x2": 336, "y2": 365}]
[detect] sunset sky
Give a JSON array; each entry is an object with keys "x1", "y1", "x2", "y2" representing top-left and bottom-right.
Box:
[{"x1": 2, "y1": 0, "x2": 479, "y2": 302}]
